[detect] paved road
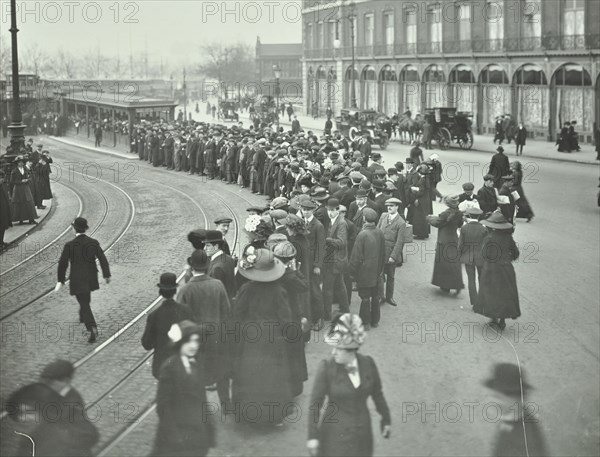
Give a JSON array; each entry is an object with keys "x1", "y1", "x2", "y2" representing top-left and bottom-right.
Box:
[{"x1": 1, "y1": 136, "x2": 598, "y2": 456}]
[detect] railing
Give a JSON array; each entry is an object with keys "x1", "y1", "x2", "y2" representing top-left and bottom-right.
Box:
[{"x1": 304, "y1": 33, "x2": 599, "y2": 59}]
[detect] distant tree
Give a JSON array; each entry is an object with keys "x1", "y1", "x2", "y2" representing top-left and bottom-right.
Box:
[
  {"x1": 56, "y1": 48, "x2": 78, "y2": 79},
  {"x1": 23, "y1": 43, "x2": 52, "y2": 77},
  {"x1": 0, "y1": 34, "x2": 10, "y2": 79},
  {"x1": 84, "y1": 47, "x2": 107, "y2": 79},
  {"x1": 197, "y1": 42, "x2": 255, "y2": 99}
]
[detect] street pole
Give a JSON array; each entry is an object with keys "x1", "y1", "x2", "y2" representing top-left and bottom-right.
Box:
[
  {"x1": 276, "y1": 77, "x2": 280, "y2": 132},
  {"x1": 8, "y1": 0, "x2": 26, "y2": 154},
  {"x1": 350, "y1": 16, "x2": 357, "y2": 109},
  {"x1": 183, "y1": 68, "x2": 187, "y2": 122}
]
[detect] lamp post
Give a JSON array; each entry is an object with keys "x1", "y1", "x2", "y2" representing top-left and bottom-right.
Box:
[
  {"x1": 183, "y1": 67, "x2": 187, "y2": 122},
  {"x1": 273, "y1": 64, "x2": 281, "y2": 132},
  {"x1": 7, "y1": 0, "x2": 26, "y2": 154},
  {"x1": 336, "y1": 2, "x2": 357, "y2": 109}
]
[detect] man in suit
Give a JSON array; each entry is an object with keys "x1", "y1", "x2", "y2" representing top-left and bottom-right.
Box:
[
  {"x1": 376, "y1": 198, "x2": 406, "y2": 307},
  {"x1": 177, "y1": 250, "x2": 232, "y2": 410},
  {"x1": 321, "y1": 198, "x2": 349, "y2": 320},
  {"x1": 489, "y1": 146, "x2": 510, "y2": 189},
  {"x1": 348, "y1": 189, "x2": 380, "y2": 230},
  {"x1": 269, "y1": 209, "x2": 289, "y2": 235},
  {"x1": 371, "y1": 179, "x2": 390, "y2": 216},
  {"x1": 204, "y1": 231, "x2": 237, "y2": 300},
  {"x1": 57, "y1": 217, "x2": 111, "y2": 343},
  {"x1": 358, "y1": 131, "x2": 372, "y2": 161},
  {"x1": 300, "y1": 198, "x2": 326, "y2": 330},
  {"x1": 311, "y1": 187, "x2": 331, "y2": 233},
  {"x1": 367, "y1": 152, "x2": 386, "y2": 175},
  {"x1": 458, "y1": 207, "x2": 487, "y2": 309},
  {"x1": 141, "y1": 273, "x2": 194, "y2": 379},
  {"x1": 477, "y1": 175, "x2": 498, "y2": 216}
]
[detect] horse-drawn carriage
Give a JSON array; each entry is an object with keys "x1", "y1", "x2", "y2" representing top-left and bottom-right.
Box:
[
  {"x1": 335, "y1": 109, "x2": 390, "y2": 150},
  {"x1": 218, "y1": 100, "x2": 239, "y2": 122},
  {"x1": 250, "y1": 96, "x2": 278, "y2": 125},
  {"x1": 422, "y1": 107, "x2": 474, "y2": 150}
]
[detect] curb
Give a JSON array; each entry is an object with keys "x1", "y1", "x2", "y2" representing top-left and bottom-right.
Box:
[
  {"x1": 4, "y1": 197, "x2": 54, "y2": 247},
  {"x1": 49, "y1": 136, "x2": 133, "y2": 160}
]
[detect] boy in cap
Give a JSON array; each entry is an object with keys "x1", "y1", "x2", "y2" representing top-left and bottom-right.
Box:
[{"x1": 214, "y1": 217, "x2": 232, "y2": 255}]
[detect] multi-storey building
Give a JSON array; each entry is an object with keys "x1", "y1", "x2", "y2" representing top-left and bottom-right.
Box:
[
  {"x1": 302, "y1": 0, "x2": 599, "y2": 142},
  {"x1": 256, "y1": 37, "x2": 303, "y2": 100}
]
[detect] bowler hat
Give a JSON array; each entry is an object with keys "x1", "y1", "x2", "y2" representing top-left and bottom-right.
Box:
[
  {"x1": 326, "y1": 198, "x2": 340, "y2": 209},
  {"x1": 188, "y1": 250, "x2": 209, "y2": 270},
  {"x1": 310, "y1": 187, "x2": 330, "y2": 201},
  {"x1": 72, "y1": 217, "x2": 89, "y2": 231},
  {"x1": 371, "y1": 152, "x2": 382, "y2": 160},
  {"x1": 157, "y1": 272, "x2": 178, "y2": 290},
  {"x1": 483, "y1": 363, "x2": 532, "y2": 396},
  {"x1": 360, "y1": 179, "x2": 372, "y2": 190},
  {"x1": 496, "y1": 146, "x2": 504, "y2": 153},
  {"x1": 356, "y1": 189, "x2": 369, "y2": 198},
  {"x1": 204, "y1": 230, "x2": 224, "y2": 244},
  {"x1": 41, "y1": 359, "x2": 75, "y2": 381},
  {"x1": 372, "y1": 179, "x2": 385, "y2": 190}
]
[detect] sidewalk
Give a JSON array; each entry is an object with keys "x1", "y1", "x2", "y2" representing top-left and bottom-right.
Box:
[{"x1": 4, "y1": 199, "x2": 52, "y2": 246}]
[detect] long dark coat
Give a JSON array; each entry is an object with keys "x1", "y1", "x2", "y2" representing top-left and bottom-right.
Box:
[
  {"x1": 428, "y1": 208, "x2": 464, "y2": 290},
  {"x1": 511, "y1": 169, "x2": 534, "y2": 220},
  {"x1": 57, "y1": 234, "x2": 111, "y2": 295},
  {"x1": 349, "y1": 224, "x2": 385, "y2": 288},
  {"x1": 177, "y1": 275, "x2": 232, "y2": 384},
  {"x1": 308, "y1": 354, "x2": 391, "y2": 457},
  {"x1": 288, "y1": 233, "x2": 311, "y2": 321},
  {"x1": 33, "y1": 162, "x2": 53, "y2": 200},
  {"x1": 474, "y1": 230, "x2": 521, "y2": 319},
  {"x1": 0, "y1": 179, "x2": 12, "y2": 231},
  {"x1": 10, "y1": 167, "x2": 37, "y2": 222},
  {"x1": 154, "y1": 355, "x2": 216, "y2": 457},
  {"x1": 232, "y1": 281, "x2": 295, "y2": 424},
  {"x1": 278, "y1": 269, "x2": 309, "y2": 397},
  {"x1": 477, "y1": 185, "x2": 498, "y2": 215},
  {"x1": 141, "y1": 298, "x2": 194, "y2": 379},
  {"x1": 207, "y1": 253, "x2": 237, "y2": 299},
  {"x1": 489, "y1": 152, "x2": 510, "y2": 188},
  {"x1": 406, "y1": 174, "x2": 430, "y2": 238},
  {"x1": 515, "y1": 126, "x2": 527, "y2": 146}
]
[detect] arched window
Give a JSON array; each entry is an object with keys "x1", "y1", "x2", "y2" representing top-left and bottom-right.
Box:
[
  {"x1": 513, "y1": 64, "x2": 549, "y2": 131},
  {"x1": 399, "y1": 65, "x2": 420, "y2": 114},
  {"x1": 379, "y1": 65, "x2": 398, "y2": 115},
  {"x1": 479, "y1": 64, "x2": 510, "y2": 128},
  {"x1": 553, "y1": 63, "x2": 593, "y2": 133}
]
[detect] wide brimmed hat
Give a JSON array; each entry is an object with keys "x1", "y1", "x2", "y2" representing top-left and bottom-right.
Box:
[
  {"x1": 483, "y1": 363, "x2": 532, "y2": 396},
  {"x1": 481, "y1": 211, "x2": 513, "y2": 229},
  {"x1": 324, "y1": 313, "x2": 366, "y2": 349},
  {"x1": 71, "y1": 217, "x2": 89, "y2": 231},
  {"x1": 238, "y1": 248, "x2": 286, "y2": 282},
  {"x1": 465, "y1": 206, "x2": 483, "y2": 216},
  {"x1": 188, "y1": 250, "x2": 209, "y2": 270},
  {"x1": 157, "y1": 272, "x2": 178, "y2": 290},
  {"x1": 310, "y1": 187, "x2": 330, "y2": 201}
]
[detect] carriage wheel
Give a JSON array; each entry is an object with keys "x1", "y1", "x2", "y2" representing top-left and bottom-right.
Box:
[
  {"x1": 438, "y1": 128, "x2": 452, "y2": 150},
  {"x1": 349, "y1": 127, "x2": 360, "y2": 142},
  {"x1": 459, "y1": 131, "x2": 474, "y2": 150}
]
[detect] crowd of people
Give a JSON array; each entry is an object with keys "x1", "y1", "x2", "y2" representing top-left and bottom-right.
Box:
[
  {"x1": 3, "y1": 116, "x2": 542, "y2": 456},
  {"x1": 0, "y1": 139, "x2": 54, "y2": 251}
]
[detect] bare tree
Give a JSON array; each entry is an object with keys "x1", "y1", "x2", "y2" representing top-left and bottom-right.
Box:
[
  {"x1": 22, "y1": 43, "x2": 51, "y2": 77},
  {"x1": 0, "y1": 34, "x2": 10, "y2": 79},
  {"x1": 197, "y1": 42, "x2": 255, "y2": 98},
  {"x1": 84, "y1": 47, "x2": 107, "y2": 79},
  {"x1": 56, "y1": 48, "x2": 78, "y2": 79}
]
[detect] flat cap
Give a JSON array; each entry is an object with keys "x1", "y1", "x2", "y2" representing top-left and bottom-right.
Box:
[
  {"x1": 462, "y1": 182, "x2": 475, "y2": 191},
  {"x1": 269, "y1": 209, "x2": 289, "y2": 221},
  {"x1": 270, "y1": 197, "x2": 289, "y2": 209},
  {"x1": 362, "y1": 207, "x2": 378, "y2": 223},
  {"x1": 214, "y1": 217, "x2": 233, "y2": 225},
  {"x1": 384, "y1": 197, "x2": 402, "y2": 206}
]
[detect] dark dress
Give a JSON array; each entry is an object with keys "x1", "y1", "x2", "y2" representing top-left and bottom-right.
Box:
[
  {"x1": 33, "y1": 161, "x2": 53, "y2": 200},
  {"x1": 308, "y1": 354, "x2": 391, "y2": 457},
  {"x1": 288, "y1": 233, "x2": 312, "y2": 322},
  {"x1": 10, "y1": 167, "x2": 38, "y2": 222},
  {"x1": 474, "y1": 231, "x2": 521, "y2": 319},
  {"x1": 511, "y1": 169, "x2": 534, "y2": 220},
  {"x1": 406, "y1": 174, "x2": 430, "y2": 239},
  {"x1": 428, "y1": 208, "x2": 464, "y2": 290},
  {"x1": 0, "y1": 178, "x2": 12, "y2": 233},
  {"x1": 232, "y1": 280, "x2": 295, "y2": 424},
  {"x1": 153, "y1": 355, "x2": 215, "y2": 457}
]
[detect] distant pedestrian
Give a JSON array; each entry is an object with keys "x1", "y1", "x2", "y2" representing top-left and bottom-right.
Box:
[
  {"x1": 493, "y1": 116, "x2": 505, "y2": 145},
  {"x1": 153, "y1": 321, "x2": 216, "y2": 457},
  {"x1": 287, "y1": 103, "x2": 294, "y2": 121},
  {"x1": 94, "y1": 124, "x2": 102, "y2": 147},
  {"x1": 57, "y1": 217, "x2": 111, "y2": 343},
  {"x1": 292, "y1": 115, "x2": 301, "y2": 134},
  {"x1": 510, "y1": 161, "x2": 534, "y2": 222},
  {"x1": 515, "y1": 122, "x2": 527, "y2": 156},
  {"x1": 489, "y1": 146, "x2": 510, "y2": 189},
  {"x1": 141, "y1": 273, "x2": 194, "y2": 379},
  {"x1": 324, "y1": 117, "x2": 333, "y2": 135},
  {"x1": 0, "y1": 170, "x2": 12, "y2": 251},
  {"x1": 458, "y1": 206, "x2": 487, "y2": 308},
  {"x1": 474, "y1": 211, "x2": 520, "y2": 330},
  {"x1": 307, "y1": 313, "x2": 391, "y2": 457}
]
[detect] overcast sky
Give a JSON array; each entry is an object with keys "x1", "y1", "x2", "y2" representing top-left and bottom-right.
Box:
[{"x1": 1, "y1": 0, "x2": 302, "y2": 66}]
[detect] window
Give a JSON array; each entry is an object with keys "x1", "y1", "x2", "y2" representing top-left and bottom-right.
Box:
[
  {"x1": 486, "y1": 1, "x2": 504, "y2": 50},
  {"x1": 428, "y1": 4, "x2": 442, "y2": 50},
  {"x1": 521, "y1": 0, "x2": 541, "y2": 39},
  {"x1": 317, "y1": 21, "x2": 324, "y2": 48},
  {"x1": 384, "y1": 11, "x2": 394, "y2": 46},
  {"x1": 405, "y1": 7, "x2": 417, "y2": 45},
  {"x1": 365, "y1": 14, "x2": 374, "y2": 46},
  {"x1": 459, "y1": 3, "x2": 471, "y2": 41},
  {"x1": 307, "y1": 23, "x2": 313, "y2": 49},
  {"x1": 328, "y1": 21, "x2": 336, "y2": 48},
  {"x1": 564, "y1": 0, "x2": 585, "y2": 36}
]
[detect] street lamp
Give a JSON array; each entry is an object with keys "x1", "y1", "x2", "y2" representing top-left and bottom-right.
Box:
[
  {"x1": 7, "y1": 0, "x2": 26, "y2": 155},
  {"x1": 348, "y1": 1, "x2": 357, "y2": 109},
  {"x1": 273, "y1": 64, "x2": 281, "y2": 132}
]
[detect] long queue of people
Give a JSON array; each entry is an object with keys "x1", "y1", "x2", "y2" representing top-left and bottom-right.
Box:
[
  {"x1": 0, "y1": 139, "x2": 54, "y2": 251},
  {"x1": 3, "y1": 118, "x2": 540, "y2": 457}
]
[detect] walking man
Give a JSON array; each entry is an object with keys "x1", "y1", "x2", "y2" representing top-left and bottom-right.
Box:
[
  {"x1": 458, "y1": 207, "x2": 487, "y2": 309},
  {"x1": 57, "y1": 217, "x2": 111, "y2": 343},
  {"x1": 376, "y1": 198, "x2": 405, "y2": 307}
]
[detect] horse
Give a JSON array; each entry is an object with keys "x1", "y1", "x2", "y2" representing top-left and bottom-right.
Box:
[{"x1": 397, "y1": 114, "x2": 423, "y2": 144}]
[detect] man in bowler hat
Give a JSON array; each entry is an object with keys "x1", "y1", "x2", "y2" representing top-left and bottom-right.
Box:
[{"x1": 57, "y1": 217, "x2": 111, "y2": 343}]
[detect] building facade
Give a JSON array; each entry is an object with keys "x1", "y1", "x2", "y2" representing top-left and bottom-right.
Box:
[
  {"x1": 302, "y1": 0, "x2": 600, "y2": 142},
  {"x1": 256, "y1": 37, "x2": 303, "y2": 102}
]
